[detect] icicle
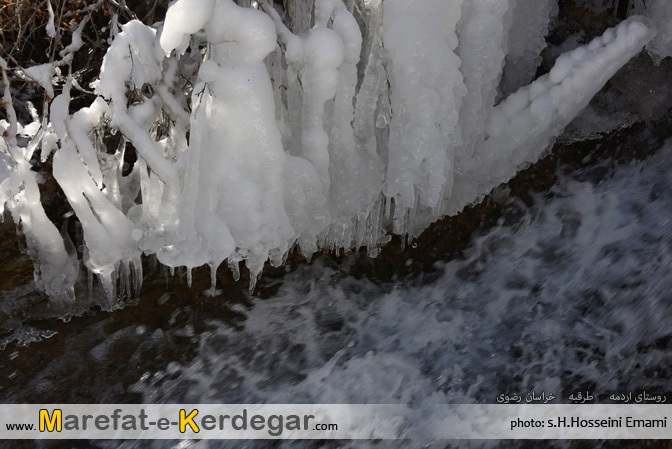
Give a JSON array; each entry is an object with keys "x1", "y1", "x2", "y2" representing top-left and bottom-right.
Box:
[
  {"x1": 209, "y1": 263, "x2": 217, "y2": 294},
  {"x1": 383, "y1": 0, "x2": 466, "y2": 233},
  {"x1": 352, "y1": 0, "x2": 384, "y2": 157},
  {"x1": 132, "y1": 255, "x2": 143, "y2": 296},
  {"x1": 119, "y1": 261, "x2": 130, "y2": 299},
  {"x1": 229, "y1": 261, "x2": 240, "y2": 282},
  {"x1": 291, "y1": 0, "x2": 313, "y2": 34},
  {"x1": 501, "y1": 0, "x2": 558, "y2": 96},
  {"x1": 87, "y1": 266, "x2": 94, "y2": 299},
  {"x1": 455, "y1": 0, "x2": 513, "y2": 175}
]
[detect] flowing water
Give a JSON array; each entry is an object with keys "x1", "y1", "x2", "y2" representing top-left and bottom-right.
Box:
[
  {"x1": 2, "y1": 139, "x2": 671, "y2": 448},
  {"x1": 129, "y1": 144, "x2": 672, "y2": 408}
]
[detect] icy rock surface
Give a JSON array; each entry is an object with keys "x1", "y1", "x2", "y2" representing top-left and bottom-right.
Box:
[{"x1": 0, "y1": 0, "x2": 665, "y2": 299}]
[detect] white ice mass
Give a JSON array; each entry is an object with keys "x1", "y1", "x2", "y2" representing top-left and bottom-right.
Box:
[{"x1": 0, "y1": 0, "x2": 666, "y2": 300}]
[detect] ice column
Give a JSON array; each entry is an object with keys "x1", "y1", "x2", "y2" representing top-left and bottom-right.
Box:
[
  {"x1": 160, "y1": 0, "x2": 296, "y2": 287},
  {"x1": 453, "y1": 0, "x2": 513, "y2": 182},
  {"x1": 383, "y1": 0, "x2": 466, "y2": 234}
]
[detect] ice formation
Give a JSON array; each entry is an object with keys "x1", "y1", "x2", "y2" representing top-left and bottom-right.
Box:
[
  {"x1": 0, "y1": 0, "x2": 664, "y2": 300},
  {"x1": 1, "y1": 57, "x2": 77, "y2": 300},
  {"x1": 629, "y1": 0, "x2": 672, "y2": 62}
]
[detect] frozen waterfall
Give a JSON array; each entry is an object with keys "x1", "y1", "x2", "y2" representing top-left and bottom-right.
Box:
[{"x1": 0, "y1": 0, "x2": 664, "y2": 300}]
